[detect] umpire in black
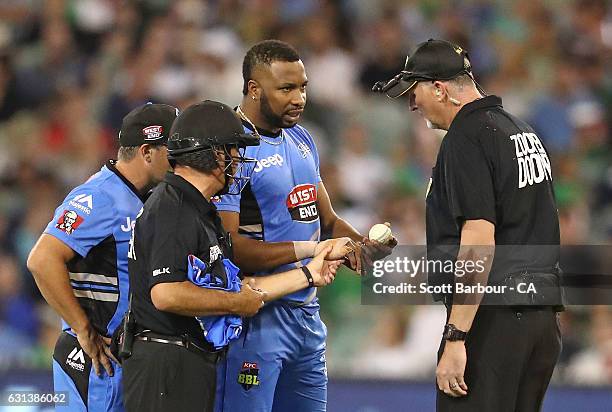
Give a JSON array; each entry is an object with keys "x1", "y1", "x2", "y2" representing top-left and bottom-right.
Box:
[
  {"x1": 375, "y1": 40, "x2": 562, "y2": 411},
  {"x1": 122, "y1": 100, "x2": 266, "y2": 412}
]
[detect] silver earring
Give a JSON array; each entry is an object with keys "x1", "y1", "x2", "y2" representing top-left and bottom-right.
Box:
[{"x1": 252, "y1": 95, "x2": 256, "y2": 100}]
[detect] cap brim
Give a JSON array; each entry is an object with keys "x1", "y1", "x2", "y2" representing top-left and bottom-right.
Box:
[{"x1": 385, "y1": 78, "x2": 418, "y2": 99}]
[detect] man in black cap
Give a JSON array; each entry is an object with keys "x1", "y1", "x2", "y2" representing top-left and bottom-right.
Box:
[
  {"x1": 27, "y1": 103, "x2": 178, "y2": 411},
  {"x1": 375, "y1": 40, "x2": 562, "y2": 411},
  {"x1": 122, "y1": 100, "x2": 337, "y2": 412}
]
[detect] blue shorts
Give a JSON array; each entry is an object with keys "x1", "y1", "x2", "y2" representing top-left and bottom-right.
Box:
[
  {"x1": 53, "y1": 331, "x2": 124, "y2": 411},
  {"x1": 215, "y1": 301, "x2": 327, "y2": 412}
]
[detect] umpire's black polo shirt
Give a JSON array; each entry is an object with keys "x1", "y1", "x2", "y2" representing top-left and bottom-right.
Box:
[
  {"x1": 426, "y1": 96, "x2": 560, "y2": 300},
  {"x1": 128, "y1": 172, "x2": 233, "y2": 346}
]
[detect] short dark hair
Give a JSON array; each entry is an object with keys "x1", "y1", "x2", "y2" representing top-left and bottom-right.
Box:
[
  {"x1": 242, "y1": 40, "x2": 300, "y2": 95},
  {"x1": 172, "y1": 149, "x2": 218, "y2": 173}
]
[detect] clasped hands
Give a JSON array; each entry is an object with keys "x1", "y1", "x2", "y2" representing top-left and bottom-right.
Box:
[{"x1": 315, "y1": 233, "x2": 397, "y2": 276}]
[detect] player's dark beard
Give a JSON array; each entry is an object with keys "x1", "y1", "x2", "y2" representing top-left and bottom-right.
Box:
[{"x1": 260, "y1": 92, "x2": 296, "y2": 129}]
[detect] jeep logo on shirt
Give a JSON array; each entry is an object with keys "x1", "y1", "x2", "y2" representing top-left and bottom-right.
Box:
[
  {"x1": 253, "y1": 154, "x2": 284, "y2": 173},
  {"x1": 286, "y1": 184, "x2": 318, "y2": 223}
]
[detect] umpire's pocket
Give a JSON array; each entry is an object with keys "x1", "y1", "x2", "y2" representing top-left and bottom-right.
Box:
[{"x1": 53, "y1": 331, "x2": 93, "y2": 405}]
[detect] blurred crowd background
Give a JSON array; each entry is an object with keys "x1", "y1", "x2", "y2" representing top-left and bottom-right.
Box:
[{"x1": 0, "y1": 0, "x2": 611, "y2": 387}]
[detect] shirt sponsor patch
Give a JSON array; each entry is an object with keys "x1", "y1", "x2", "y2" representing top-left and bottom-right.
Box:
[
  {"x1": 286, "y1": 184, "x2": 318, "y2": 223},
  {"x1": 55, "y1": 210, "x2": 84, "y2": 235},
  {"x1": 253, "y1": 154, "x2": 284, "y2": 173}
]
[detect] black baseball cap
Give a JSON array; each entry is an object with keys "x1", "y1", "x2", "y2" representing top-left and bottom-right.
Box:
[
  {"x1": 167, "y1": 100, "x2": 260, "y2": 158},
  {"x1": 373, "y1": 39, "x2": 474, "y2": 98},
  {"x1": 119, "y1": 103, "x2": 179, "y2": 147}
]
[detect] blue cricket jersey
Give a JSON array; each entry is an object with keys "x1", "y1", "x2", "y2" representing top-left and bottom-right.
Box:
[
  {"x1": 216, "y1": 122, "x2": 322, "y2": 303},
  {"x1": 44, "y1": 160, "x2": 145, "y2": 337}
]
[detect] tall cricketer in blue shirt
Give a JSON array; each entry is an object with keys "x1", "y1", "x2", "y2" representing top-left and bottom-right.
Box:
[{"x1": 214, "y1": 40, "x2": 395, "y2": 412}]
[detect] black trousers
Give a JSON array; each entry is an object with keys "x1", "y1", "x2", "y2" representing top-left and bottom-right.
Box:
[
  {"x1": 437, "y1": 307, "x2": 562, "y2": 412},
  {"x1": 122, "y1": 340, "x2": 217, "y2": 412}
]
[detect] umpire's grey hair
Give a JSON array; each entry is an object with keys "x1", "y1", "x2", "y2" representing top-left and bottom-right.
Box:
[
  {"x1": 118, "y1": 146, "x2": 140, "y2": 162},
  {"x1": 446, "y1": 74, "x2": 474, "y2": 91}
]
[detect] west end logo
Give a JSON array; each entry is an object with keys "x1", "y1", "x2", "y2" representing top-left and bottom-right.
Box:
[
  {"x1": 143, "y1": 125, "x2": 163, "y2": 140},
  {"x1": 286, "y1": 184, "x2": 318, "y2": 223}
]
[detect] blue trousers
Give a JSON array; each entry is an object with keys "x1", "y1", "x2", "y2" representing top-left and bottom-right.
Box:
[
  {"x1": 215, "y1": 301, "x2": 328, "y2": 412},
  {"x1": 53, "y1": 331, "x2": 124, "y2": 411}
]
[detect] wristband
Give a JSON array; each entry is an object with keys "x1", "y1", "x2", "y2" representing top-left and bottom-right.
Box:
[
  {"x1": 293, "y1": 241, "x2": 317, "y2": 260},
  {"x1": 301, "y1": 266, "x2": 315, "y2": 287}
]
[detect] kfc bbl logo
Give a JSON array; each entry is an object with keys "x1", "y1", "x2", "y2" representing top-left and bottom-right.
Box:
[
  {"x1": 55, "y1": 210, "x2": 84, "y2": 235},
  {"x1": 238, "y1": 361, "x2": 260, "y2": 390}
]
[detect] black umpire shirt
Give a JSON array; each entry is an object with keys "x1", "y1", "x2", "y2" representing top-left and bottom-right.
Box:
[
  {"x1": 426, "y1": 96, "x2": 560, "y2": 300},
  {"x1": 128, "y1": 172, "x2": 233, "y2": 347}
]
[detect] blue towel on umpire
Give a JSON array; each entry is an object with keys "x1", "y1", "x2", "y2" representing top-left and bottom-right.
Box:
[{"x1": 186, "y1": 254, "x2": 243, "y2": 349}]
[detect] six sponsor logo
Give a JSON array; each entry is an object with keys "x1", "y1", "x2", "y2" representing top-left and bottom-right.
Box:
[
  {"x1": 286, "y1": 184, "x2": 318, "y2": 223},
  {"x1": 66, "y1": 347, "x2": 86, "y2": 372},
  {"x1": 510, "y1": 132, "x2": 552, "y2": 189}
]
